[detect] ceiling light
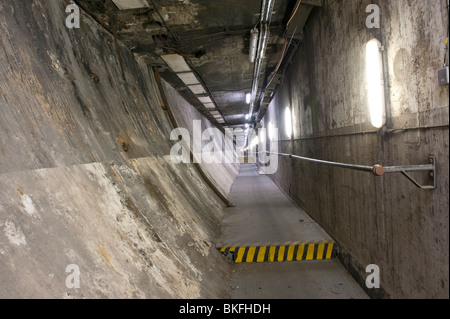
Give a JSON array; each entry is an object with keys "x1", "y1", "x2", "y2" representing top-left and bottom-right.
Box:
[
  {"x1": 365, "y1": 38, "x2": 386, "y2": 129},
  {"x1": 161, "y1": 54, "x2": 191, "y2": 73},
  {"x1": 246, "y1": 93, "x2": 251, "y2": 104},
  {"x1": 245, "y1": 114, "x2": 250, "y2": 120},
  {"x1": 268, "y1": 121, "x2": 275, "y2": 141},
  {"x1": 250, "y1": 136, "x2": 259, "y2": 148},
  {"x1": 285, "y1": 107, "x2": 292, "y2": 139},
  {"x1": 112, "y1": 0, "x2": 150, "y2": 10},
  {"x1": 198, "y1": 96, "x2": 213, "y2": 104},
  {"x1": 259, "y1": 129, "x2": 266, "y2": 144},
  {"x1": 203, "y1": 103, "x2": 216, "y2": 109},
  {"x1": 188, "y1": 84, "x2": 207, "y2": 95},
  {"x1": 177, "y1": 72, "x2": 200, "y2": 86}
]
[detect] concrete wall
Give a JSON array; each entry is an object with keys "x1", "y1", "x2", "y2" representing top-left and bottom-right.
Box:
[
  {"x1": 0, "y1": 0, "x2": 237, "y2": 298},
  {"x1": 262, "y1": 0, "x2": 449, "y2": 298},
  {"x1": 161, "y1": 79, "x2": 239, "y2": 199}
]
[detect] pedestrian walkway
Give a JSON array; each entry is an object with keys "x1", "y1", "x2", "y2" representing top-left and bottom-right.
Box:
[{"x1": 218, "y1": 164, "x2": 369, "y2": 299}]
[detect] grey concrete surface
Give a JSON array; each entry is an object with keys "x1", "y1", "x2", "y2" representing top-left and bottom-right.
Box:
[
  {"x1": 218, "y1": 164, "x2": 333, "y2": 247},
  {"x1": 1, "y1": 0, "x2": 447, "y2": 300},
  {"x1": 231, "y1": 260, "x2": 369, "y2": 299},
  {"x1": 0, "y1": 1, "x2": 237, "y2": 298},
  {"x1": 220, "y1": 164, "x2": 369, "y2": 299},
  {"x1": 261, "y1": 0, "x2": 449, "y2": 299}
]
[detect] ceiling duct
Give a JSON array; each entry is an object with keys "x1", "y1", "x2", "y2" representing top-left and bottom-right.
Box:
[
  {"x1": 248, "y1": 0, "x2": 275, "y2": 123},
  {"x1": 254, "y1": 0, "x2": 323, "y2": 124},
  {"x1": 249, "y1": 28, "x2": 259, "y2": 63}
]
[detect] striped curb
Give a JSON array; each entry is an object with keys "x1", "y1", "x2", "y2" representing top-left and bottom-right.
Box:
[{"x1": 217, "y1": 241, "x2": 337, "y2": 264}]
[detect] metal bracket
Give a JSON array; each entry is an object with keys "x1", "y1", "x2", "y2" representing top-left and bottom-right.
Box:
[{"x1": 383, "y1": 156, "x2": 436, "y2": 190}]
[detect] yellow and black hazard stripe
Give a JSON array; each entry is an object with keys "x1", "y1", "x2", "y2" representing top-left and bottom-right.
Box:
[{"x1": 218, "y1": 241, "x2": 337, "y2": 264}]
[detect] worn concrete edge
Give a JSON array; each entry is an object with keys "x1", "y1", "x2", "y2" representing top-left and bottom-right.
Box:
[{"x1": 337, "y1": 248, "x2": 392, "y2": 299}]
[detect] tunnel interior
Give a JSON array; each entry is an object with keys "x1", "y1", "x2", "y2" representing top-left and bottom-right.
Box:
[{"x1": 0, "y1": 0, "x2": 448, "y2": 299}]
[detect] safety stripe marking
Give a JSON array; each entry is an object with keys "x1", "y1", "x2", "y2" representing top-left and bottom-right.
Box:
[{"x1": 218, "y1": 242, "x2": 337, "y2": 264}]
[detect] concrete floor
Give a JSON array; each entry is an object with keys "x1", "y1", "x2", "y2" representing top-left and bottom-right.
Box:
[
  {"x1": 218, "y1": 164, "x2": 333, "y2": 247},
  {"x1": 231, "y1": 260, "x2": 369, "y2": 299},
  {"x1": 220, "y1": 164, "x2": 369, "y2": 299}
]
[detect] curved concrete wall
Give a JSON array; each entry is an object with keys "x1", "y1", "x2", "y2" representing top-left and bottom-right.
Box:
[
  {"x1": 0, "y1": 1, "x2": 237, "y2": 298},
  {"x1": 161, "y1": 79, "x2": 239, "y2": 199}
]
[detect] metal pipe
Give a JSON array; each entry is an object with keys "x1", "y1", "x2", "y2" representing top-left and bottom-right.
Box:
[
  {"x1": 248, "y1": 0, "x2": 275, "y2": 120},
  {"x1": 249, "y1": 28, "x2": 259, "y2": 63},
  {"x1": 266, "y1": 152, "x2": 436, "y2": 189},
  {"x1": 383, "y1": 164, "x2": 435, "y2": 173},
  {"x1": 272, "y1": 152, "x2": 384, "y2": 176},
  {"x1": 250, "y1": 24, "x2": 269, "y2": 105}
]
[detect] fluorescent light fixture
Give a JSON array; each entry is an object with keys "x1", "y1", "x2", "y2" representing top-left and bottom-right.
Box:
[
  {"x1": 112, "y1": 0, "x2": 149, "y2": 10},
  {"x1": 250, "y1": 136, "x2": 259, "y2": 148},
  {"x1": 161, "y1": 54, "x2": 191, "y2": 73},
  {"x1": 203, "y1": 103, "x2": 216, "y2": 109},
  {"x1": 198, "y1": 96, "x2": 213, "y2": 104},
  {"x1": 365, "y1": 38, "x2": 386, "y2": 129},
  {"x1": 285, "y1": 107, "x2": 292, "y2": 139},
  {"x1": 245, "y1": 114, "x2": 250, "y2": 120},
  {"x1": 188, "y1": 84, "x2": 207, "y2": 95},
  {"x1": 177, "y1": 72, "x2": 199, "y2": 86},
  {"x1": 268, "y1": 121, "x2": 275, "y2": 141},
  {"x1": 259, "y1": 129, "x2": 266, "y2": 144},
  {"x1": 161, "y1": 54, "x2": 225, "y2": 124},
  {"x1": 246, "y1": 93, "x2": 251, "y2": 104}
]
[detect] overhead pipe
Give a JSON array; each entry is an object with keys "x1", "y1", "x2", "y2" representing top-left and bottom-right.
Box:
[
  {"x1": 248, "y1": 0, "x2": 275, "y2": 123},
  {"x1": 249, "y1": 28, "x2": 259, "y2": 63}
]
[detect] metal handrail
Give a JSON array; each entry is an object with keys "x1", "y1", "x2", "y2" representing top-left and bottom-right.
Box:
[{"x1": 262, "y1": 152, "x2": 436, "y2": 190}]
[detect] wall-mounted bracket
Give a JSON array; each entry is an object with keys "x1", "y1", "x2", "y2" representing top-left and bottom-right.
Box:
[{"x1": 383, "y1": 156, "x2": 436, "y2": 190}]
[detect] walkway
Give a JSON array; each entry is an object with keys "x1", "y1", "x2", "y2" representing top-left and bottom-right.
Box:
[{"x1": 218, "y1": 164, "x2": 369, "y2": 299}]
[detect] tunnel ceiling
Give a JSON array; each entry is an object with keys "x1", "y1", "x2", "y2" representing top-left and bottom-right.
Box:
[{"x1": 76, "y1": 0, "x2": 321, "y2": 129}]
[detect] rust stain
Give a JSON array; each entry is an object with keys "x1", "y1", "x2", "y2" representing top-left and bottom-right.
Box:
[
  {"x1": 17, "y1": 187, "x2": 24, "y2": 196},
  {"x1": 109, "y1": 163, "x2": 122, "y2": 182},
  {"x1": 125, "y1": 197, "x2": 140, "y2": 218},
  {"x1": 90, "y1": 73, "x2": 100, "y2": 82},
  {"x1": 130, "y1": 158, "x2": 138, "y2": 171},
  {"x1": 98, "y1": 244, "x2": 114, "y2": 268},
  {"x1": 118, "y1": 136, "x2": 130, "y2": 153},
  {"x1": 145, "y1": 182, "x2": 155, "y2": 194}
]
